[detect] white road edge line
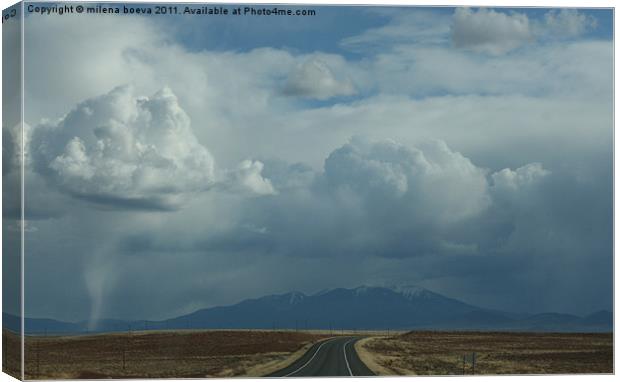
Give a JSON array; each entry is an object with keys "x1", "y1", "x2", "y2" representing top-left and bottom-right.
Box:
[
  {"x1": 284, "y1": 338, "x2": 340, "y2": 377},
  {"x1": 343, "y1": 338, "x2": 355, "y2": 377}
]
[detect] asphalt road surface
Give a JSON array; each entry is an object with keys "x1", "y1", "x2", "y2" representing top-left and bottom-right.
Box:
[{"x1": 268, "y1": 336, "x2": 375, "y2": 377}]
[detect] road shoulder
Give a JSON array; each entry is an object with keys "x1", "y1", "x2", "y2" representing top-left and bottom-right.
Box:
[{"x1": 354, "y1": 336, "x2": 397, "y2": 376}]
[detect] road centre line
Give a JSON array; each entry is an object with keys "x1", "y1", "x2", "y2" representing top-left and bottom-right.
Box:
[
  {"x1": 284, "y1": 337, "x2": 340, "y2": 377},
  {"x1": 343, "y1": 338, "x2": 355, "y2": 376}
]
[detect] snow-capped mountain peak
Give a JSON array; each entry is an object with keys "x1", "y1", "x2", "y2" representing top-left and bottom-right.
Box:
[
  {"x1": 287, "y1": 291, "x2": 306, "y2": 305},
  {"x1": 390, "y1": 285, "x2": 432, "y2": 300}
]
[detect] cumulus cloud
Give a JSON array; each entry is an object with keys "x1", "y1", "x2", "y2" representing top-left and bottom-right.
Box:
[
  {"x1": 30, "y1": 85, "x2": 216, "y2": 210},
  {"x1": 451, "y1": 8, "x2": 532, "y2": 54},
  {"x1": 221, "y1": 136, "x2": 552, "y2": 261},
  {"x1": 542, "y1": 9, "x2": 597, "y2": 38},
  {"x1": 324, "y1": 137, "x2": 491, "y2": 224},
  {"x1": 283, "y1": 58, "x2": 356, "y2": 100},
  {"x1": 451, "y1": 8, "x2": 598, "y2": 55},
  {"x1": 492, "y1": 163, "x2": 550, "y2": 193},
  {"x1": 224, "y1": 160, "x2": 277, "y2": 196}
]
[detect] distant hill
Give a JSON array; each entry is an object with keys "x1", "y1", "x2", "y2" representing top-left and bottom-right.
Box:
[{"x1": 4, "y1": 286, "x2": 612, "y2": 334}]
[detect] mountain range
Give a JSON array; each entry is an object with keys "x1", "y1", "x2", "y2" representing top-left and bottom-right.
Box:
[{"x1": 4, "y1": 285, "x2": 612, "y2": 334}]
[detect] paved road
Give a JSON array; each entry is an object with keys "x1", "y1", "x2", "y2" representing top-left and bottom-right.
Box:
[{"x1": 268, "y1": 336, "x2": 375, "y2": 377}]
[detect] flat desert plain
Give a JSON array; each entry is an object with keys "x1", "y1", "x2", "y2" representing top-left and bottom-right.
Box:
[
  {"x1": 356, "y1": 331, "x2": 613, "y2": 375},
  {"x1": 4, "y1": 329, "x2": 329, "y2": 379}
]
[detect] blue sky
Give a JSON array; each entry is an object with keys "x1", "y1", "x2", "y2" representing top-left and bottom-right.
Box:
[
  {"x1": 165, "y1": 6, "x2": 613, "y2": 54},
  {"x1": 4, "y1": 4, "x2": 613, "y2": 323}
]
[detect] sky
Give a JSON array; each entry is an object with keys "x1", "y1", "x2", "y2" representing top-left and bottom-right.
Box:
[{"x1": 2, "y1": 3, "x2": 613, "y2": 323}]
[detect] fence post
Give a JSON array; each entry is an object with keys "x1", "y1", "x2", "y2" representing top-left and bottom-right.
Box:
[
  {"x1": 124, "y1": 324, "x2": 131, "y2": 372},
  {"x1": 472, "y1": 352, "x2": 476, "y2": 374},
  {"x1": 462, "y1": 355, "x2": 465, "y2": 375},
  {"x1": 36, "y1": 338, "x2": 40, "y2": 377}
]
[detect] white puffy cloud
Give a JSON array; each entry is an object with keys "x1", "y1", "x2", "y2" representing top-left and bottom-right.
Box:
[
  {"x1": 492, "y1": 163, "x2": 550, "y2": 192},
  {"x1": 324, "y1": 137, "x2": 491, "y2": 224},
  {"x1": 489, "y1": 163, "x2": 552, "y2": 217},
  {"x1": 229, "y1": 136, "x2": 553, "y2": 261},
  {"x1": 450, "y1": 8, "x2": 598, "y2": 55},
  {"x1": 283, "y1": 58, "x2": 356, "y2": 100},
  {"x1": 451, "y1": 8, "x2": 532, "y2": 54},
  {"x1": 30, "y1": 85, "x2": 216, "y2": 210},
  {"x1": 542, "y1": 9, "x2": 597, "y2": 38},
  {"x1": 225, "y1": 160, "x2": 277, "y2": 196}
]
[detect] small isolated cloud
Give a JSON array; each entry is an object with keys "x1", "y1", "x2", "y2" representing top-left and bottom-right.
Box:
[
  {"x1": 451, "y1": 8, "x2": 532, "y2": 55},
  {"x1": 30, "y1": 85, "x2": 216, "y2": 211},
  {"x1": 492, "y1": 163, "x2": 550, "y2": 192},
  {"x1": 225, "y1": 160, "x2": 277, "y2": 196},
  {"x1": 542, "y1": 9, "x2": 597, "y2": 38},
  {"x1": 283, "y1": 58, "x2": 356, "y2": 100}
]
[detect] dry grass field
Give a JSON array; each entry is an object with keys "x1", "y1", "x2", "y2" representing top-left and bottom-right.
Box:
[
  {"x1": 4, "y1": 329, "x2": 330, "y2": 379},
  {"x1": 2, "y1": 330, "x2": 21, "y2": 379},
  {"x1": 357, "y1": 331, "x2": 613, "y2": 375}
]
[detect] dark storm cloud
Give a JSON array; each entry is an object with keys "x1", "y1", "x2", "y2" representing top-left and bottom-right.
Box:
[
  {"x1": 70, "y1": 193, "x2": 180, "y2": 212},
  {"x1": 119, "y1": 228, "x2": 277, "y2": 256}
]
